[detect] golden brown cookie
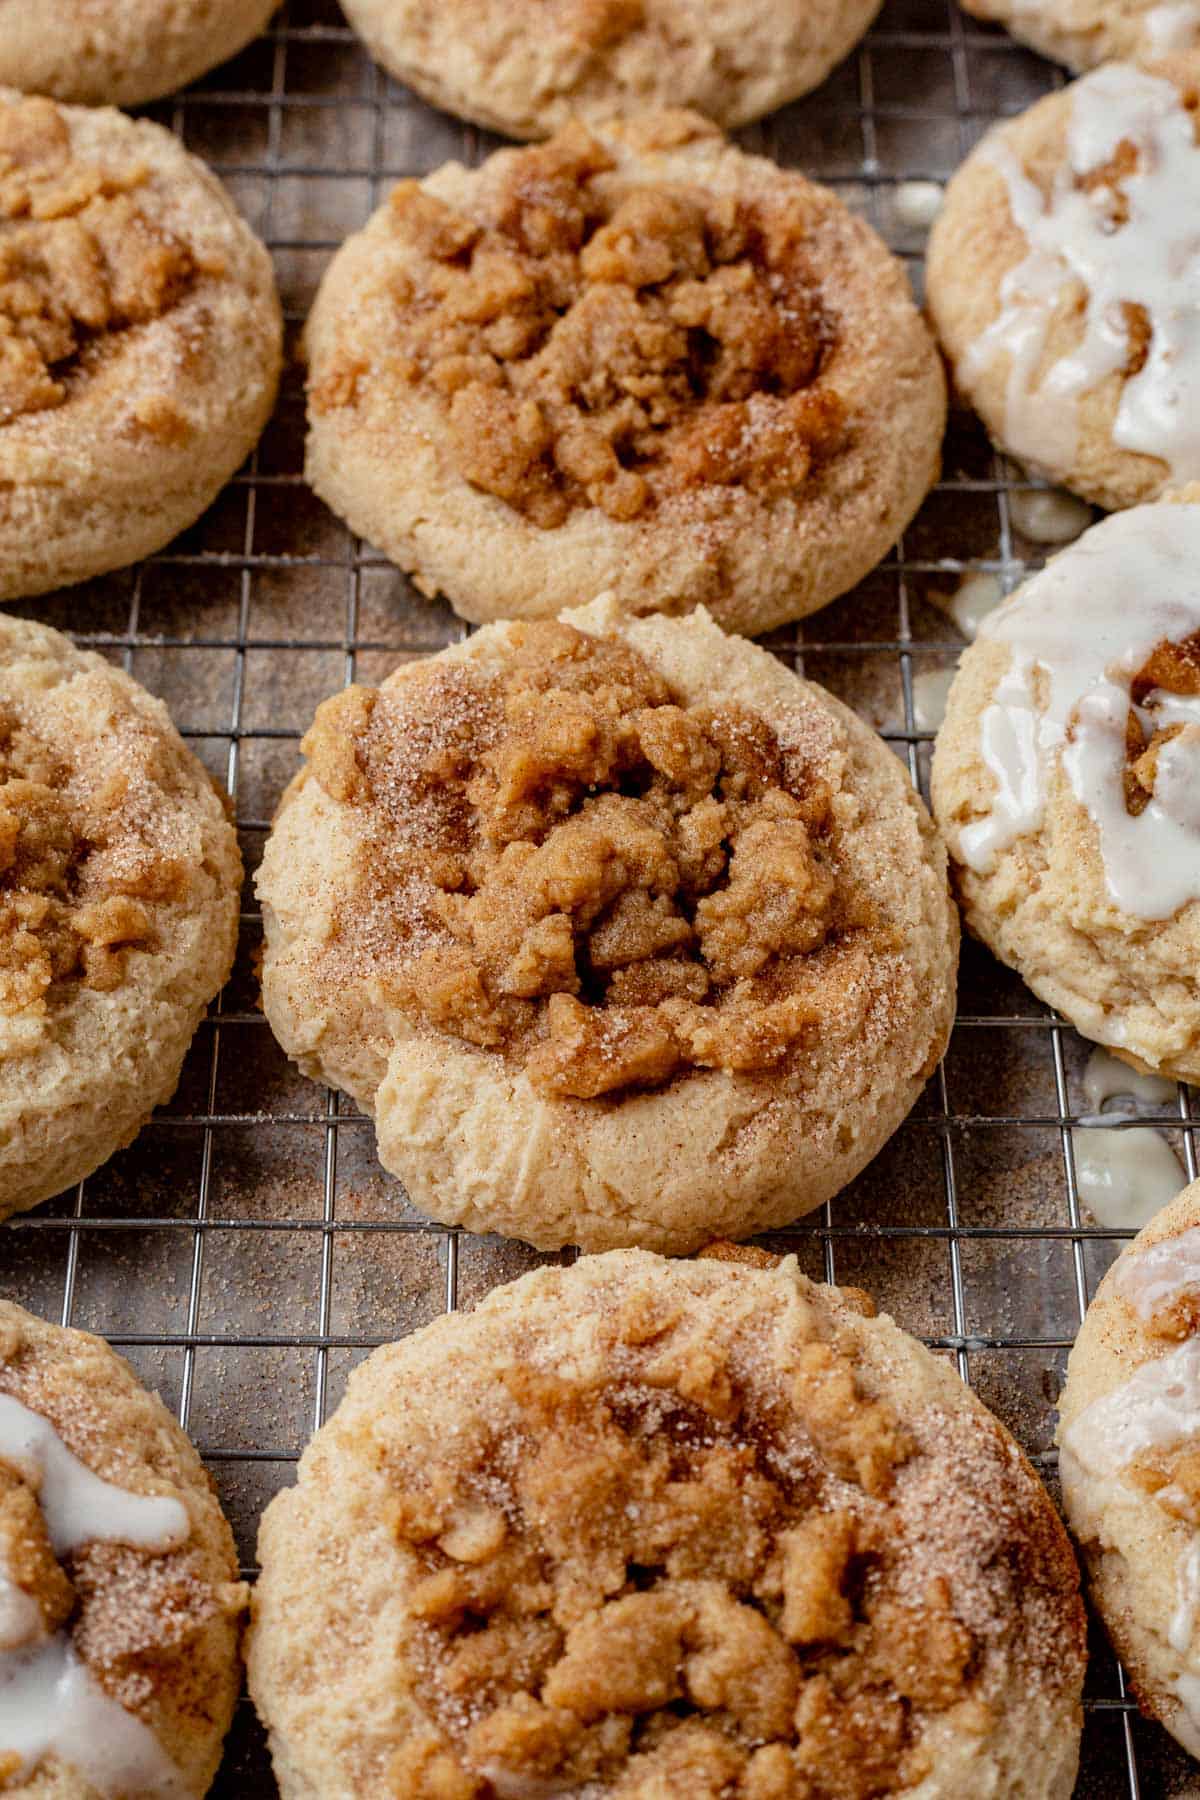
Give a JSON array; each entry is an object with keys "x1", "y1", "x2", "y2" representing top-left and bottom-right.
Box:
[
  {"x1": 961, "y1": 0, "x2": 1200, "y2": 72},
  {"x1": 257, "y1": 596, "x2": 958, "y2": 1253},
  {"x1": 0, "y1": 0, "x2": 278, "y2": 107},
  {"x1": 928, "y1": 56, "x2": 1200, "y2": 510},
  {"x1": 931, "y1": 489, "x2": 1200, "y2": 1080},
  {"x1": 0, "y1": 90, "x2": 282, "y2": 602},
  {"x1": 248, "y1": 1248, "x2": 1087, "y2": 1799},
  {"x1": 0, "y1": 614, "x2": 242, "y2": 1222},
  {"x1": 1059, "y1": 1177, "x2": 1200, "y2": 1758},
  {"x1": 0, "y1": 1300, "x2": 244, "y2": 1796},
  {"x1": 304, "y1": 111, "x2": 946, "y2": 634},
  {"x1": 339, "y1": 0, "x2": 882, "y2": 139}
]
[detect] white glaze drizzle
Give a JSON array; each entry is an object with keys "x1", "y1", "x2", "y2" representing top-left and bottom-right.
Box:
[
  {"x1": 1008, "y1": 487, "x2": 1093, "y2": 546},
  {"x1": 1071, "y1": 1126, "x2": 1185, "y2": 1228},
  {"x1": 893, "y1": 179, "x2": 943, "y2": 230},
  {"x1": 1062, "y1": 1336, "x2": 1200, "y2": 1478},
  {"x1": 912, "y1": 668, "x2": 956, "y2": 733},
  {"x1": 0, "y1": 1394, "x2": 189, "y2": 1797},
  {"x1": 960, "y1": 503, "x2": 1200, "y2": 919},
  {"x1": 1172, "y1": 1539, "x2": 1200, "y2": 1651},
  {"x1": 1174, "y1": 1669, "x2": 1200, "y2": 1755},
  {"x1": 1114, "y1": 1225, "x2": 1200, "y2": 1321},
  {"x1": 1145, "y1": 3, "x2": 1200, "y2": 51},
  {"x1": 947, "y1": 571, "x2": 1004, "y2": 641},
  {"x1": 964, "y1": 64, "x2": 1200, "y2": 480},
  {"x1": 1083, "y1": 1045, "x2": 1176, "y2": 1112}
]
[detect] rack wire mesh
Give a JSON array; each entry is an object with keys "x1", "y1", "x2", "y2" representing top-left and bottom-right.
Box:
[{"x1": 6, "y1": 0, "x2": 1196, "y2": 1788}]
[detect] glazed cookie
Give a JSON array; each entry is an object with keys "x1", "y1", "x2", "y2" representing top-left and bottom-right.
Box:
[
  {"x1": 960, "y1": 0, "x2": 1200, "y2": 72},
  {"x1": 1059, "y1": 1176, "x2": 1200, "y2": 1757},
  {"x1": 927, "y1": 56, "x2": 1200, "y2": 510},
  {"x1": 258, "y1": 595, "x2": 958, "y2": 1252},
  {"x1": 248, "y1": 1248, "x2": 1087, "y2": 1799},
  {"x1": 304, "y1": 111, "x2": 946, "y2": 634},
  {"x1": 931, "y1": 491, "x2": 1200, "y2": 1080},
  {"x1": 0, "y1": 614, "x2": 242, "y2": 1221},
  {"x1": 0, "y1": 91, "x2": 283, "y2": 601},
  {"x1": 0, "y1": 0, "x2": 278, "y2": 107},
  {"x1": 338, "y1": 0, "x2": 882, "y2": 139},
  {"x1": 0, "y1": 1299, "x2": 244, "y2": 1795}
]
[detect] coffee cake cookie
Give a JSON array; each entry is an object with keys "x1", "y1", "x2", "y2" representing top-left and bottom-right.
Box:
[
  {"x1": 928, "y1": 57, "x2": 1200, "y2": 510},
  {"x1": 1059, "y1": 1176, "x2": 1200, "y2": 1757},
  {"x1": 0, "y1": 615, "x2": 242, "y2": 1221},
  {"x1": 258, "y1": 595, "x2": 958, "y2": 1252},
  {"x1": 960, "y1": 0, "x2": 1200, "y2": 72},
  {"x1": 304, "y1": 112, "x2": 945, "y2": 634},
  {"x1": 0, "y1": 91, "x2": 282, "y2": 602},
  {"x1": 0, "y1": 1299, "x2": 244, "y2": 1795},
  {"x1": 0, "y1": 0, "x2": 278, "y2": 107},
  {"x1": 339, "y1": 0, "x2": 882, "y2": 139},
  {"x1": 249, "y1": 1248, "x2": 1087, "y2": 1799},
  {"x1": 932, "y1": 492, "x2": 1200, "y2": 1080}
]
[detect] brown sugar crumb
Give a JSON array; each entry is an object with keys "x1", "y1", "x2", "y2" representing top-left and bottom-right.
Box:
[
  {"x1": 1124, "y1": 631, "x2": 1200, "y2": 816},
  {"x1": 0, "y1": 689, "x2": 192, "y2": 1018},
  {"x1": 306, "y1": 620, "x2": 878, "y2": 1098},
  {"x1": 0, "y1": 95, "x2": 196, "y2": 426},
  {"x1": 387, "y1": 1319, "x2": 982, "y2": 1800},
  {"x1": 312, "y1": 120, "x2": 845, "y2": 526}
]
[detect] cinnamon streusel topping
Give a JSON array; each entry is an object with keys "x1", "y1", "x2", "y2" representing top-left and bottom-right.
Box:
[
  {"x1": 309, "y1": 121, "x2": 844, "y2": 529},
  {"x1": 303, "y1": 620, "x2": 879, "y2": 1099},
  {"x1": 0, "y1": 95, "x2": 199, "y2": 426}
]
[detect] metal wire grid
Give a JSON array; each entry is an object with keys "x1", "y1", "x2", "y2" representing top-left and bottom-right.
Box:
[{"x1": 2, "y1": 0, "x2": 1195, "y2": 1789}]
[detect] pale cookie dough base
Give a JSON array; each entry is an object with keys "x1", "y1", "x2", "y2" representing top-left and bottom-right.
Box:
[
  {"x1": 304, "y1": 114, "x2": 945, "y2": 635},
  {"x1": 248, "y1": 1250, "x2": 1086, "y2": 1800},
  {"x1": 0, "y1": 0, "x2": 279, "y2": 107},
  {"x1": 0, "y1": 92, "x2": 282, "y2": 603},
  {"x1": 342, "y1": 0, "x2": 882, "y2": 139},
  {"x1": 0, "y1": 1299, "x2": 245, "y2": 1798},
  {"x1": 961, "y1": 0, "x2": 1200, "y2": 72},
  {"x1": 258, "y1": 596, "x2": 958, "y2": 1253},
  {"x1": 1058, "y1": 1178, "x2": 1200, "y2": 1758},
  {"x1": 0, "y1": 617, "x2": 242, "y2": 1222}
]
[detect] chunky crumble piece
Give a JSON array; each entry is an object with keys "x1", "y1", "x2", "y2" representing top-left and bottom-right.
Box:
[
  {"x1": 1124, "y1": 632, "x2": 1200, "y2": 817},
  {"x1": 310, "y1": 121, "x2": 844, "y2": 526},
  {"x1": 381, "y1": 1308, "x2": 988, "y2": 1800},
  {"x1": 0, "y1": 95, "x2": 199, "y2": 426},
  {"x1": 304, "y1": 621, "x2": 882, "y2": 1098},
  {"x1": 0, "y1": 692, "x2": 193, "y2": 1018}
]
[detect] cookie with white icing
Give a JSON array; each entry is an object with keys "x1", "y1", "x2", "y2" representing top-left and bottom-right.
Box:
[
  {"x1": 0, "y1": 1300, "x2": 244, "y2": 1796},
  {"x1": 0, "y1": 0, "x2": 278, "y2": 107},
  {"x1": 1058, "y1": 1176, "x2": 1200, "y2": 1758},
  {"x1": 927, "y1": 56, "x2": 1200, "y2": 510},
  {"x1": 961, "y1": 0, "x2": 1200, "y2": 72},
  {"x1": 0, "y1": 614, "x2": 242, "y2": 1221},
  {"x1": 303, "y1": 111, "x2": 946, "y2": 635},
  {"x1": 250, "y1": 1248, "x2": 1087, "y2": 1799},
  {"x1": 931, "y1": 491, "x2": 1200, "y2": 1080},
  {"x1": 338, "y1": 0, "x2": 882, "y2": 140},
  {"x1": 0, "y1": 91, "x2": 283, "y2": 602},
  {"x1": 257, "y1": 596, "x2": 958, "y2": 1253}
]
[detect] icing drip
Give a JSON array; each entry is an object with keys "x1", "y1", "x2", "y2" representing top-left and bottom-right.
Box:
[
  {"x1": 1114, "y1": 1224, "x2": 1200, "y2": 1321},
  {"x1": 1083, "y1": 1045, "x2": 1176, "y2": 1111},
  {"x1": 0, "y1": 1393, "x2": 189, "y2": 1797},
  {"x1": 1008, "y1": 487, "x2": 1092, "y2": 546},
  {"x1": 893, "y1": 180, "x2": 943, "y2": 230},
  {"x1": 1071, "y1": 1126, "x2": 1185, "y2": 1228},
  {"x1": 959, "y1": 503, "x2": 1200, "y2": 919},
  {"x1": 964, "y1": 65, "x2": 1200, "y2": 481},
  {"x1": 1173, "y1": 1539, "x2": 1200, "y2": 1652},
  {"x1": 946, "y1": 572, "x2": 1003, "y2": 641},
  {"x1": 912, "y1": 668, "x2": 956, "y2": 732}
]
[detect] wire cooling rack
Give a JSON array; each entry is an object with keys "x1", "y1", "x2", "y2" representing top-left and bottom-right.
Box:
[{"x1": 7, "y1": 0, "x2": 1198, "y2": 1790}]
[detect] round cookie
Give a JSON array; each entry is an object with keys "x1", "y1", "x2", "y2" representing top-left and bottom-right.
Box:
[
  {"x1": 248, "y1": 1247, "x2": 1087, "y2": 1799},
  {"x1": 0, "y1": 614, "x2": 242, "y2": 1221},
  {"x1": 0, "y1": 1299, "x2": 244, "y2": 1795},
  {"x1": 303, "y1": 110, "x2": 946, "y2": 635},
  {"x1": 338, "y1": 0, "x2": 882, "y2": 140},
  {"x1": 927, "y1": 56, "x2": 1200, "y2": 511},
  {"x1": 0, "y1": 0, "x2": 278, "y2": 107},
  {"x1": 258, "y1": 594, "x2": 958, "y2": 1253},
  {"x1": 960, "y1": 0, "x2": 1200, "y2": 72},
  {"x1": 0, "y1": 90, "x2": 283, "y2": 602},
  {"x1": 931, "y1": 491, "x2": 1200, "y2": 1081},
  {"x1": 1058, "y1": 1176, "x2": 1200, "y2": 1757}
]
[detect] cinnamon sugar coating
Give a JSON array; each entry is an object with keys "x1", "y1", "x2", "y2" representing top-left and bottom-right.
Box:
[
  {"x1": 258, "y1": 598, "x2": 958, "y2": 1251},
  {"x1": 0, "y1": 615, "x2": 241, "y2": 1223},
  {"x1": 0, "y1": 1300, "x2": 244, "y2": 1796},
  {"x1": 249, "y1": 1250, "x2": 1086, "y2": 1799},
  {"x1": 303, "y1": 113, "x2": 945, "y2": 635}
]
